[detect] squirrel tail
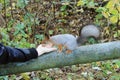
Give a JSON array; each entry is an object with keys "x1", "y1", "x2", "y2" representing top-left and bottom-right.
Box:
[{"x1": 77, "y1": 25, "x2": 100, "y2": 46}]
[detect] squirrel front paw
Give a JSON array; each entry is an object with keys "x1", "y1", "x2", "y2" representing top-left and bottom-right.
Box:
[
  {"x1": 66, "y1": 50, "x2": 72, "y2": 54},
  {"x1": 57, "y1": 44, "x2": 63, "y2": 53}
]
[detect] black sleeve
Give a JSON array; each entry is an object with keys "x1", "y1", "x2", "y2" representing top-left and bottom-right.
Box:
[{"x1": 0, "y1": 43, "x2": 38, "y2": 64}]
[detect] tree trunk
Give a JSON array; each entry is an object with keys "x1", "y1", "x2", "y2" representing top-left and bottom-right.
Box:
[{"x1": 0, "y1": 41, "x2": 120, "y2": 76}]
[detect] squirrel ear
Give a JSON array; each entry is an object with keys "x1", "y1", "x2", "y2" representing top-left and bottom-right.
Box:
[
  {"x1": 41, "y1": 33, "x2": 50, "y2": 44},
  {"x1": 44, "y1": 33, "x2": 50, "y2": 40}
]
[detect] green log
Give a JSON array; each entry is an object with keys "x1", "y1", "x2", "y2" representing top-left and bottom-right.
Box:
[{"x1": 0, "y1": 41, "x2": 120, "y2": 76}]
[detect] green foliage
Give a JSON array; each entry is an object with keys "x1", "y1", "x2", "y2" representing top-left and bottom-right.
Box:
[
  {"x1": 9, "y1": 75, "x2": 17, "y2": 80},
  {"x1": 38, "y1": 71, "x2": 53, "y2": 80},
  {"x1": 87, "y1": 37, "x2": 98, "y2": 44},
  {"x1": 0, "y1": 27, "x2": 35, "y2": 48},
  {"x1": 77, "y1": 0, "x2": 120, "y2": 26},
  {"x1": 0, "y1": 0, "x2": 10, "y2": 7},
  {"x1": 7, "y1": 19, "x2": 15, "y2": 28},
  {"x1": 111, "y1": 75, "x2": 120, "y2": 80},
  {"x1": 59, "y1": 2, "x2": 69, "y2": 17},
  {"x1": 35, "y1": 34, "x2": 44, "y2": 40},
  {"x1": 14, "y1": 22, "x2": 26, "y2": 36},
  {"x1": 0, "y1": 76, "x2": 8, "y2": 80},
  {"x1": 114, "y1": 60, "x2": 120, "y2": 67},
  {"x1": 96, "y1": 0, "x2": 120, "y2": 25},
  {"x1": 17, "y1": 0, "x2": 29, "y2": 9},
  {"x1": 114, "y1": 30, "x2": 120, "y2": 38},
  {"x1": 49, "y1": 30, "x2": 54, "y2": 35},
  {"x1": 0, "y1": 1, "x2": 41, "y2": 47},
  {"x1": 24, "y1": 13, "x2": 39, "y2": 26},
  {"x1": 77, "y1": 0, "x2": 98, "y2": 8},
  {"x1": 0, "y1": 28, "x2": 10, "y2": 45},
  {"x1": 60, "y1": 5, "x2": 67, "y2": 11}
]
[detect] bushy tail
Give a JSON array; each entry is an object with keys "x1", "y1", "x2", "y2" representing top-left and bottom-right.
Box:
[{"x1": 77, "y1": 25, "x2": 100, "y2": 45}]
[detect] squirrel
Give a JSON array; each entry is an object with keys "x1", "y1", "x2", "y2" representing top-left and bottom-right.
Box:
[{"x1": 42, "y1": 25, "x2": 100, "y2": 54}]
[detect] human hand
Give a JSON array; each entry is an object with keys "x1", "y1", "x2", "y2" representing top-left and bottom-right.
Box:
[{"x1": 36, "y1": 43, "x2": 57, "y2": 56}]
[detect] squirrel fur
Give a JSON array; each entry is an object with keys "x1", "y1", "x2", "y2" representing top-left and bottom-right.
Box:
[{"x1": 42, "y1": 25, "x2": 100, "y2": 53}]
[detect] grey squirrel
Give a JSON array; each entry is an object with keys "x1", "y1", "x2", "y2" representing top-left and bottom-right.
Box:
[{"x1": 42, "y1": 25, "x2": 100, "y2": 53}]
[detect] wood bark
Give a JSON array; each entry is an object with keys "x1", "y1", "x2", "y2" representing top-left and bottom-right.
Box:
[{"x1": 0, "y1": 41, "x2": 120, "y2": 76}]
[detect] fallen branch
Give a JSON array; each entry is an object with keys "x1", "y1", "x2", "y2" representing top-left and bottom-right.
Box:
[{"x1": 0, "y1": 41, "x2": 120, "y2": 76}]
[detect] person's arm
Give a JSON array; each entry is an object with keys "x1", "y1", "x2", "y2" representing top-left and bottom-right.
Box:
[
  {"x1": 0, "y1": 43, "x2": 57, "y2": 64},
  {"x1": 0, "y1": 43, "x2": 38, "y2": 64}
]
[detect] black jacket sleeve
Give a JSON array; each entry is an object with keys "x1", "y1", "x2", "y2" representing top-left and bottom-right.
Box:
[{"x1": 0, "y1": 43, "x2": 38, "y2": 64}]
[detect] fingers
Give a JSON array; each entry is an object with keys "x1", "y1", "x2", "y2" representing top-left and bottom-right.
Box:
[
  {"x1": 41, "y1": 43, "x2": 53, "y2": 48},
  {"x1": 37, "y1": 47, "x2": 57, "y2": 56},
  {"x1": 38, "y1": 44, "x2": 42, "y2": 47},
  {"x1": 36, "y1": 44, "x2": 57, "y2": 56},
  {"x1": 46, "y1": 48, "x2": 57, "y2": 52},
  {"x1": 44, "y1": 47, "x2": 57, "y2": 52}
]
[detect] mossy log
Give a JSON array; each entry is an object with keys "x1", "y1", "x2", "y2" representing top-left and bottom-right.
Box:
[{"x1": 0, "y1": 41, "x2": 120, "y2": 76}]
